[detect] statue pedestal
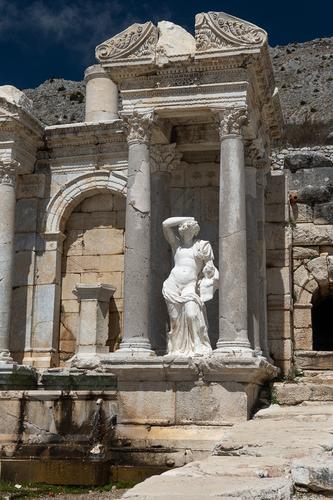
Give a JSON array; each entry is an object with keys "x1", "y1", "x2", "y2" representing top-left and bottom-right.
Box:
[{"x1": 104, "y1": 355, "x2": 277, "y2": 426}]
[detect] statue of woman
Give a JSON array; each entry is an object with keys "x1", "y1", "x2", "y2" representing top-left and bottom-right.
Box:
[{"x1": 162, "y1": 217, "x2": 219, "y2": 357}]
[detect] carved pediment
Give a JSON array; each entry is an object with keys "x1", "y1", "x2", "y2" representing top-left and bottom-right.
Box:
[
  {"x1": 96, "y1": 22, "x2": 158, "y2": 64},
  {"x1": 195, "y1": 12, "x2": 267, "y2": 52}
]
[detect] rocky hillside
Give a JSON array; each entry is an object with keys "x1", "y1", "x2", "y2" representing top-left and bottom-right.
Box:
[{"x1": 23, "y1": 37, "x2": 333, "y2": 144}]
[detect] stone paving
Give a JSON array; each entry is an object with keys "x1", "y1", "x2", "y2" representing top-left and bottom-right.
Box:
[{"x1": 121, "y1": 403, "x2": 333, "y2": 499}]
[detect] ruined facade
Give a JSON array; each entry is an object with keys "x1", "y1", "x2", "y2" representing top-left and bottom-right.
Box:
[{"x1": 0, "y1": 11, "x2": 331, "y2": 483}]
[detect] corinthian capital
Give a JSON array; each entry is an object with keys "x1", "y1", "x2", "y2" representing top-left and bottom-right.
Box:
[
  {"x1": 0, "y1": 160, "x2": 19, "y2": 187},
  {"x1": 215, "y1": 107, "x2": 248, "y2": 139},
  {"x1": 150, "y1": 144, "x2": 182, "y2": 174},
  {"x1": 122, "y1": 110, "x2": 154, "y2": 145}
]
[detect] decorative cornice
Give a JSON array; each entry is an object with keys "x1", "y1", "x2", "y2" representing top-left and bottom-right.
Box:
[
  {"x1": 122, "y1": 110, "x2": 154, "y2": 145},
  {"x1": 0, "y1": 160, "x2": 19, "y2": 187},
  {"x1": 215, "y1": 107, "x2": 248, "y2": 138},
  {"x1": 150, "y1": 143, "x2": 182, "y2": 174},
  {"x1": 195, "y1": 12, "x2": 267, "y2": 53},
  {"x1": 96, "y1": 22, "x2": 158, "y2": 64}
]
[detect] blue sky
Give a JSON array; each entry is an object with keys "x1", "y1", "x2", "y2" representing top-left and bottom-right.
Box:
[{"x1": 0, "y1": 0, "x2": 332, "y2": 89}]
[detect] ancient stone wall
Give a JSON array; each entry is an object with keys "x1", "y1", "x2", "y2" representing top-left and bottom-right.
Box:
[{"x1": 60, "y1": 192, "x2": 125, "y2": 363}]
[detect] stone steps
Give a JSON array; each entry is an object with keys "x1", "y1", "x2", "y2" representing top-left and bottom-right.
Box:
[{"x1": 273, "y1": 371, "x2": 333, "y2": 405}]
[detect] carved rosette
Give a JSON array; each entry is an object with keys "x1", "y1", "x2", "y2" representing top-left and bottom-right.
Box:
[
  {"x1": 122, "y1": 111, "x2": 154, "y2": 145},
  {"x1": 96, "y1": 22, "x2": 158, "y2": 63},
  {"x1": 195, "y1": 12, "x2": 267, "y2": 52},
  {"x1": 150, "y1": 144, "x2": 182, "y2": 174},
  {"x1": 216, "y1": 108, "x2": 248, "y2": 139},
  {"x1": 0, "y1": 160, "x2": 19, "y2": 188}
]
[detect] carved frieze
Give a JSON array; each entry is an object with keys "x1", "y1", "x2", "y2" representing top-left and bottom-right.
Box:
[
  {"x1": 122, "y1": 110, "x2": 154, "y2": 145},
  {"x1": 96, "y1": 22, "x2": 158, "y2": 64},
  {"x1": 216, "y1": 107, "x2": 248, "y2": 138},
  {"x1": 195, "y1": 12, "x2": 267, "y2": 52},
  {"x1": 0, "y1": 160, "x2": 19, "y2": 187},
  {"x1": 150, "y1": 144, "x2": 182, "y2": 174}
]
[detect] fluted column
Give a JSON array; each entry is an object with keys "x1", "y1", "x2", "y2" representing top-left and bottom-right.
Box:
[
  {"x1": 118, "y1": 111, "x2": 155, "y2": 354},
  {"x1": 214, "y1": 108, "x2": 253, "y2": 355},
  {"x1": 0, "y1": 160, "x2": 18, "y2": 363},
  {"x1": 150, "y1": 144, "x2": 182, "y2": 354}
]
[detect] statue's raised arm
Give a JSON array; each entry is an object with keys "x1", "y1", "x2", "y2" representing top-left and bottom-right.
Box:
[{"x1": 162, "y1": 216, "x2": 194, "y2": 253}]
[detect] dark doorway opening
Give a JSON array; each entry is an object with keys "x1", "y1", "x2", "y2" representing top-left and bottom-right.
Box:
[{"x1": 312, "y1": 294, "x2": 333, "y2": 351}]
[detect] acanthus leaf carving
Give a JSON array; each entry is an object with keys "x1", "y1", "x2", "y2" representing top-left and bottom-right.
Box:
[
  {"x1": 96, "y1": 22, "x2": 158, "y2": 63},
  {"x1": 195, "y1": 12, "x2": 267, "y2": 52},
  {"x1": 216, "y1": 108, "x2": 248, "y2": 138},
  {"x1": 150, "y1": 144, "x2": 183, "y2": 174},
  {"x1": 122, "y1": 110, "x2": 154, "y2": 145},
  {"x1": 0, "y1": 160, "x2": 19, "y2": 187}
]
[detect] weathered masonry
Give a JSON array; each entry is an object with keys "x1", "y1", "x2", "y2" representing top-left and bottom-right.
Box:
[{"x1": 0, "y1": 11, "x2": 331, "y2": 483}]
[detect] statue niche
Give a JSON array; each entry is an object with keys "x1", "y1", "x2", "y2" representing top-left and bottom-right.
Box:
[{"x1": 162, "y1": 217, "x2": 219, "y2": 356}]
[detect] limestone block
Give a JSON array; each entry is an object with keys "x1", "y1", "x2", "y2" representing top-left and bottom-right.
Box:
[
  {"x1": 200, "y1": 188, "x2": 219, "y2": 223},
  {"x1": 266, "y1": 249, "x2": 290, "y2": 268},
  {"x1": 293, "y1": 223, "x2": 333, "y2": 246},
  {"x1": 292, "y1": 457, "x2": 333, "y2": 494},
  {"x1": 182, "y1": 188, "x2": 201, "y2": 221},
  {"x1": 156, "y1": 21, "x2": 195, "y2": 58},
  {"x1": 266, "y1": 203, "x2": 289, "y2": 223},
  {"x1": 15, "y1": 233, "x2": 38, "y2": 252},
  {"x1": 10, "y1": 286, "x2": 34, "y2": 353},
  {"x1": 113, "y1": 194, "x2": 126, "y2": 211},
  {"x1": 314, "y1": 201, "x2": 333, "y2": 224},
  {"x1": 266, "y1": 172, "x2": 287, "y2": 204},
  {"x1": 170, "y1": 188, "x2": 184, "y2": 215},
  {"x1": 64, "y1": 230, "x2": 84, "y2": 256},
  {"x1": 116, "y1": 210, "x2": 125, "y2": 228},
  {"x1": 17, "y1": 174, "x2": 46, "y2": 199},
  {"x1": 61, "y1": 300, "x2": 79, "y2": 313},
  {"x1": 265, "y1": 223, "x2": 289, "y2": 250},
  {"x1": 15, "y1": 199, "x2": 38, "y2": 233},
  {"x1": 61, "y1": 273, "x2": 81, "y2": 300},
  {"x1": 170, "y1": 168, "x2": 185, "y2": 188},
  {"x1": 269, "y1": 339, "x2": 292, "y2": 360},
  {"x1": 267, "y1": 310, "x2": 291, "y2": 339},
  {"x1": 117, "y1": 381, "x2": 175, "y2": 425},
  {"x1": 291, "y1": 203, "x2": 313, "y2": 223},
  {"x1": 80, "y1": 194, "x2": 114, "y2": 212},
  {"x1": 307, "y1": 256, "x2": 328, "y2": 285},
  {"x1": 267, "y1": 294, "x2": 291, "y2": 310},
  {"x1": 294, "y1": 286, "x2": 312, "y2": 305},
  {"x1": 267, "y1": 267, "x2": 291, "y2": 296},
  {"x1": 294, "y1": 307, "x2": 312, "y2": 329},
  {"x1": 60, "y1": 312, "x2": 78, "y2": 342},
  {"x1": 32, "y1": 284, "x2": 60, "y2": 349},
  {"x1": 304, "y1": 278, "x2": 318, "y2": 294},
  {"x1": 13, "y1": 251, "x2": 35, "y2": 287},
  {"x1": 293, "y1": 265, "x2": 310, "y2": 288},
  {"x1": 35, "y1": 250, "x2": 61, "y2": 285},
  {"x1": 294, "y1": 328, "x2": 312, "y2": 350},
  {"x1": 293, "y1": 246, "x2": 319, "y2": 259},
  {"x1": 66, "y1": 212, "x2": 116, "y2": 230},
  {"x1": 0, "y1": 398, "x2": 21, "y2": 437},
  {"x1": 101, "y1": 255, "x2": 124, "y2": 272},
  {"x1": 175, "y1": 381, "x2": 248, "y2": 424},
  {"x1": 83, "y1": 228, "x2": 124, "y2": 255}
]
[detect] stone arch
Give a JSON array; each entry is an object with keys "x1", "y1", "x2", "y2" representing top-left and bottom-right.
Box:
[{"x1": 44, "y1": 170, "x2": 127, "y2": 235}]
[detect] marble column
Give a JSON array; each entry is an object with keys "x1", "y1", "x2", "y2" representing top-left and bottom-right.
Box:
[
  {"x1": 0, "y1": 160, "x2": 18, "y2": 363},
  {"x1": 84, "y1": 65, "x2": 118, "y2": 122},
  {"x1": 118, "y1": 111, "x2": 155, "y2": 354},
  {"x1": 245, "y1": 164, "x2": 261, "y2": 354},
  {"x1": 150, "y1": 144, "x2": 182, "y2": 354},
  {"x1": 214, "y1": 108, "x2": 253, "y2": 355},
  {"x1": 257, "y1": 167, "x2": 270, "y2": 358}
]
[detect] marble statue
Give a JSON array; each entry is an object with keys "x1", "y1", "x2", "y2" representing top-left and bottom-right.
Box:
[{"x1": 162, "y1": 217, "x2": 219, "y2": 356}]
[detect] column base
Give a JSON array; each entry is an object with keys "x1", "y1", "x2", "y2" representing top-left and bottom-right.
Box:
[
  {"x1": 116, "y1": 337, "x2": 155, "y2": 356},
  {"x1": 66, "y1": 353, "x2": 104, "y2": 370},
  {"x1": 214, "y1": 341, "x2": 255, "y2": 357}
]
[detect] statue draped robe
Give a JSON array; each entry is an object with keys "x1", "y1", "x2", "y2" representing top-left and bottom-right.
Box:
[{"x1": 162, "y1": 240, "x2": 217, "y2": 356}]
